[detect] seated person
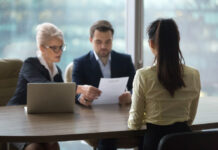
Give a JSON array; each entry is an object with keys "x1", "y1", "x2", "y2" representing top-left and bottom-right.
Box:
[
  {"x1": 128, "y1": 18, "x2": 201, "y2": 150},
  {"x1": 72, "y1": 20, "x2": 136, "y2": 150},
  {"x1": 7, "y1": 22, "x2": 101, "y2": 150},
  {"x1": 72, "y1": 20, "x2": 136, "y2": 106}
]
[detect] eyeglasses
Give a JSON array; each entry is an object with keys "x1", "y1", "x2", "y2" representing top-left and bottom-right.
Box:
[{"x1": 44, "y1": 44, "x2": 66, "y2": 53}]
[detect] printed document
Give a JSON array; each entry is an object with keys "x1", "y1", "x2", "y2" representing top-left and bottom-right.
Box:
[{"x1": 93, "y1": 77, "x2": 129, "y2": 104}]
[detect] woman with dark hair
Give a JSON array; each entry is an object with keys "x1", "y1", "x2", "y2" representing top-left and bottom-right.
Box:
[{"x1": 128, "y1": 18, "x2": 201, "y2": 150}]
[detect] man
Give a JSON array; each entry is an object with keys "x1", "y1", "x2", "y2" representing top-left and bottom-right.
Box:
[
  {"x1": 72, "y1": 20, "x2": 136, "y2": 150},
  {"x1": 72, "y1": 20, "x2": 135, "y2": 106}
]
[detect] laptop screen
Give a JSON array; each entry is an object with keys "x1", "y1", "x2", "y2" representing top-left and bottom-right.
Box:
[{"x1": 27, "y1": 82, "x2": 76, "y2": 113}]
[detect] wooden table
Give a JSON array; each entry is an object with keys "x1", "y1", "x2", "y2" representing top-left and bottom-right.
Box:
[{"x1": 0, "y1": 97, "x2": 218, "y2": 142}]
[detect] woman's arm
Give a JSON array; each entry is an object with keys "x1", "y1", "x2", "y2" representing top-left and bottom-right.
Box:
[
  {"x1": 128, "y1": 70, "x2": 146, "y2": 130},
  {"x1": 187, "y1": 70, "x2": 201, "y2": 125}
]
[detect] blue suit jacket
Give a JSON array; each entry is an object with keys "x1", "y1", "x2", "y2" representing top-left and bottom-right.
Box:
[
  {"x1": 72, "y1": 50, "x2": 136, "y2": 102},
  {"x1": 7, "y1": 57, "x2": 63, "y2": 105}
]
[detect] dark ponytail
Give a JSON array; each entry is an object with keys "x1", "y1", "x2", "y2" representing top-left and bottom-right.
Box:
[{"x1": 147, "y1": 18, "x2": 185, "y2": 96}]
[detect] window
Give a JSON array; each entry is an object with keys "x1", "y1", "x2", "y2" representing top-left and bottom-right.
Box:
[
  {"x1": 0, "y1": 0, "x2": 125, "y2": 71},
  {"x1": 144, "y1": 0, "x2": 218, "y2": 96}
]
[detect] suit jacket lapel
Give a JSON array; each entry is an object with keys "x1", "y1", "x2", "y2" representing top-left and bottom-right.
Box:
[
  {"x1": 89, "y1": 51, "x2": 103, "y2": 78},
  {"x1": 111, "y1": 50, "x2": 118, "y2": 78},
  {"x1": 35, "y1": 58, "x2": 51, "y2": 81}
]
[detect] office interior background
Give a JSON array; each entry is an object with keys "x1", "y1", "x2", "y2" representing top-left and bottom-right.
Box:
[{"x1": 0, "y1": 0, "x2": 218, "y2": 149}]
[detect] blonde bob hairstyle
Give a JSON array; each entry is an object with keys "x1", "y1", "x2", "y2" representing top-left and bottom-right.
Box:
[{"x1": 36, "y1": 22, "x2": 64, "y2": 50}]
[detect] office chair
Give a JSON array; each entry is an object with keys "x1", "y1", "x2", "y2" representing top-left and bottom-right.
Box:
[
  {"x1": 0, "y1": 59, "x2": 23, "y2": 106},
  {"x1": 64, "y1": 62, "x2": 142, "y2": 150},
  {"x1": 0, "y1": 58, "x2": 23, "y2": 150},
  {"x1": 158, "y1": 130, "x2": 218, "y2": 150},
  {"x1": 85, "y1": 137, "x2": 142, "y2": 150},
  {"x1": 64, "y1": 62, "x2": 73, "y2": 83}
]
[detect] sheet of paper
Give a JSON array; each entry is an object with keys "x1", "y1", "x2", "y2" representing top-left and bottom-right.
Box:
[{"x1": 93, "y1": 77, "x2": 129, "y2": 105}]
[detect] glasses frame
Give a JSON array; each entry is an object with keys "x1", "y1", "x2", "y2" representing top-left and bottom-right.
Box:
[{"x1": 44, "y1": 44, "x2": 66, "y2": 53}]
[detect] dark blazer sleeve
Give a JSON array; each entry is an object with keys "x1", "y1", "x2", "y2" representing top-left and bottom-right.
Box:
[
  {"x1": 111, "y1": 51, "x2": 136, "y2": 92},
  {"x1": 7, "y1": 57, "x2": 63, "y2": 105},
  {"x1": 21, "y1": 59, "x2": 52, "y2": 83},
  {"x1": 21, "y1": 58, "x2": 63, "y2": 83},
  {"x1": 126, "y1": 55, "x2": 136, "y2": 92},
  {"x1": 72, "y1": 58, "x2": 85, "y2": 104},
  {"x1": 72, "y1": 58, "x2": 85, "y2": 85}
]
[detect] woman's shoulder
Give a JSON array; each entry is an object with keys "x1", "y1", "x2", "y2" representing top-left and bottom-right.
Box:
[
  {"x1": 136, "y1": 66, "x2": 157, "y2": 79},
  {"x1": 24, "y1": 57, "x2": 38, "y2": 62},
  {"x1": 137, "y1": 66, "x2": 156, "y2": 74},
  {"x1": 183, "y1": 65, "x2": 200, "y2": 75},
  {"x1": 22, "y1": 57, "x2": 42, "y2": 70}
]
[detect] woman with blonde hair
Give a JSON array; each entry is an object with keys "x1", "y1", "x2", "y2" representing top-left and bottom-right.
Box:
[
  {"x1": 8, "y1": 23, "x2": 101, "y2": 150},
  {"x1": 128, "y1": 18, "x2": 201, "y2": 150}
]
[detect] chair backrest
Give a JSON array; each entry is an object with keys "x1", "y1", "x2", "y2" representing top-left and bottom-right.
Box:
[
  {"x1": 158, "y1": 131, "x2": 218, "y2": 150},
  {"x1": 64, "y1": 62, "x2": 73, "y2": 83},
  {"x1": 0, "y1": 59, "x2": 23, "y2": 106}
]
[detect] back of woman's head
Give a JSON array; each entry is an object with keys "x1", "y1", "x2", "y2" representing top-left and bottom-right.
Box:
[
  {"x1": 36, "y1": 23, "x2": 64, "y2": 49},
  {"x1": 147, "y1": 18, "x2": 185, "y2": 96}
]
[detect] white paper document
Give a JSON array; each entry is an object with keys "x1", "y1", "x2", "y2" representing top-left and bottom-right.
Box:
[{"x1": 93, "y1": 77, "x2": 129, "y2": 105}]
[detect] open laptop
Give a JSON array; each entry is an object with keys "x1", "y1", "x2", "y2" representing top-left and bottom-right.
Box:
[{"x1": 27, "y1": 82, "x2": 76, "y2": 114}]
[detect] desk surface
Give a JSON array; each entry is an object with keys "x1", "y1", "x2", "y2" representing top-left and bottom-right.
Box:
[{"x1": 0, "y1": 97, "x2": 218, "y2": 142}]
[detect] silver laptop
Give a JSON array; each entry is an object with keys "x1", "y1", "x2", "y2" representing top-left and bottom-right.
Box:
[{"x1": 27, "y1": 83, "x2": 76, "y2": 114}]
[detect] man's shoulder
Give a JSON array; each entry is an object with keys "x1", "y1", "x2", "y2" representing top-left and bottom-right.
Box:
[
  {"x1": 74, "y1": 51, "x2": 92, "y2": 62},
  {"x1": 111, "y1": 50, "x2": 131, "y2": 59}
]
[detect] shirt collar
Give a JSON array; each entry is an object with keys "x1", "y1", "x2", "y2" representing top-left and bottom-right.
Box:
[
  {"x1": 93, "y1": 50, "x2": 111, "y2": 63},
  {"x1": 36, "y1": 50, "x2": 58, "y2": 81}
]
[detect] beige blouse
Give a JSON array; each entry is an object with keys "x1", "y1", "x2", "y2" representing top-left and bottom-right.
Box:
[{"x1": 128, "y1": 65, "x2": 201, "y2": 130}]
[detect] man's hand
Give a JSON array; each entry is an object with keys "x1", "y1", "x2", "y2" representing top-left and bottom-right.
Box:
[
  {"x1": 119, "y1": 91, "x2": 131, "y2": 105},
  {"x1": 77, "y1": 85, "x2": 101, "y2": 106},
  {"x1": 79, "y1": 94, "x2": 94, "y2": 107}
]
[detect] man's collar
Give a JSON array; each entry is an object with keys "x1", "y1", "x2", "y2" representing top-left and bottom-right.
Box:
[{"x1": 93, "y1": 50, "x2": 111, "y2": 62}]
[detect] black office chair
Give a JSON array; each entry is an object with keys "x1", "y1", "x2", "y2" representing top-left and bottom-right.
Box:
[{"x1": 158, "y1": 130, "x2": 218, "y2": 150}]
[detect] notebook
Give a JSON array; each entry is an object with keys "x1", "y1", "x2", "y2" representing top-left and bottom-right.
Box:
[{"x1": 27, "y1": 82, "x2": 76, "y2": 114}]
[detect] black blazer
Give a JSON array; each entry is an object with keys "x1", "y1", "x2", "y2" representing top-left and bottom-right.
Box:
[
  {"x1": 72, "y1": 50, "x2": 136, "y2": 102},
  {"x1": 7, "y1": 57, "x2": 63, "y2": 105}
]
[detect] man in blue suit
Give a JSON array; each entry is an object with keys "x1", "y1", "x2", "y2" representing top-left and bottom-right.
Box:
[
  {"x1": 72, "y1": 20, "x2": 136, "y2": 150},
  {"x1": 72, "y1": 20, "x2": 135, "y2": 106}
]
